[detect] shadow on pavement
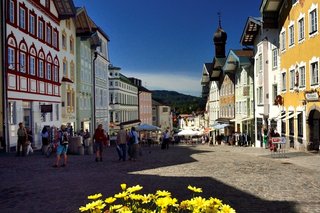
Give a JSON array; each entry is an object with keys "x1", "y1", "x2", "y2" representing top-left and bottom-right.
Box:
[{"x1": 0, "y1": 145, "x2": 298, "y2": 213}]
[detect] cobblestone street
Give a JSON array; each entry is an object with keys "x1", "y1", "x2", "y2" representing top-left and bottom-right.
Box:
[{"x1": 0, "y1": 144, "x2": 319, "y2": 213}]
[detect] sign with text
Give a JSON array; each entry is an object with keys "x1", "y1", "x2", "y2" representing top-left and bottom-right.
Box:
[{"x1": 305, "y1": 91, "x2": 319, "y2": 101}]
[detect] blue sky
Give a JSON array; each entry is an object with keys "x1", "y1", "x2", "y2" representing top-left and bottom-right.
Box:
[{"x1": 73, "y1": 0, "x2": 261, "y2": 96}]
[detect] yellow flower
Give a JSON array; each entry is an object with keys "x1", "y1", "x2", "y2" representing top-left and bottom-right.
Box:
[
  {"x1": 187, "y1": 185, "x2": 203, "y2": 193},
  {"x1": 156, "y1": 190, "x2": 171, "y2": 197},
  {"x1": 189, "y1": 196, "x2": 207, "y2": 209},
  {"x1": 79, "y1": 205, "x2": 89, "y2": 212},
  {"x1": 129, "y1": 193, "x2": 143, "y2": 201},
  {"x1": 115, "y1": 191, "x2": 128, "y2": 199},
  {"x1": 87, "y1": 193, "x2": 103, "y2": 200},
  {"x1": 109, "y1": 204, "x2": 123, "y2": 211},
  {"x1": 105, "y1": 197, "x2": 117, "y2": 204},
  {"x1": 121, "y1": 183, "x2": 127, "y2": 191},
  {"x1": 141, "y1": 194, "x2": 154, "y2": 204},
  {"x1": 155, "y1": 196, "x2": 177, "y2": 208},
  {"x1": 126, "y1": 185, "x2": 143, "y2": 193},
  {"x1": 219, "y1": 204, "x2": 236, "y2": 213}
]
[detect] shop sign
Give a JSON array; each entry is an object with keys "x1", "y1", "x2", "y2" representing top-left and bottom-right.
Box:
[{"x1": 305, "y1": 91, "x2": 319, "y2": 101}]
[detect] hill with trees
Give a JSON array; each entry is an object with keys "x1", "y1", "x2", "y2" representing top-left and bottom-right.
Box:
[{"x1": 151, "y1": 90, "x2": 205, "y2": 114}]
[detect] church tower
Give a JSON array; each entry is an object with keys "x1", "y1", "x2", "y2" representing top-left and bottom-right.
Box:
[{"x1": 213, "y1": 13, "x2": 227, "y2": 58}]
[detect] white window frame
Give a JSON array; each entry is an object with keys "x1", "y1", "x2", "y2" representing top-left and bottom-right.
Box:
[
  {"x1": 310, "y1": 59, "x2": 319, "y2": 86},
  {"x1": 54, "y1": 66, "x2": 58, "y2": 82},
  {"x1": 288, "y1": 23, "x2": 295, "y2": 47},
  {"x1": 38, "y1": 21, "x2": 43, "y2": 40},
  {"x1": 38, "y1": 60, "x2": 44, "y2": 78},
  {"x1": 298, "y1": 15, "x2": 305, "y2": 42},
  {"x1": 47, "y1": 63, "x2": 51, "y2": 80},
  {"x1": 8, "y1": 47, "x2": 15, "y2": 69},
  {"x1": 272, "y1": 48, "x2": 278, "y2": 69},
  {"x1": 309, "y1": 4, "x2": 318, "y2": 37},
  {"x1": 289, "y1": 69, "x2": 295, "y2": 90},
  {"x1": 282, "y1": 72, "x2": 287, "y2": 92},
  {"x1": 299, "y1": 65, "x2": 306, "y2": 88}
]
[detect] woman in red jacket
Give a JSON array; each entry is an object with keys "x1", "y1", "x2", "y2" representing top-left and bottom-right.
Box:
[{"x1": 93, "y1": 124, "x2": 108, "y2": 162}]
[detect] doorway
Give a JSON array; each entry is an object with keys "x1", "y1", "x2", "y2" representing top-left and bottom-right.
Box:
[{"x1": 308, "y1": 109, "x2": 320, "y2": 151}]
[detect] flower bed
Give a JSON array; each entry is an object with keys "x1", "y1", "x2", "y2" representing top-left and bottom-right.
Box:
[{"x1": 79, "y1": 184, "x2": 236, "y2": 213}]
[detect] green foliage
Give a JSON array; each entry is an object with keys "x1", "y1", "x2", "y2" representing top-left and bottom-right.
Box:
[{"x1": 152, "y1": 90, "x2": 205, "y2": 114}]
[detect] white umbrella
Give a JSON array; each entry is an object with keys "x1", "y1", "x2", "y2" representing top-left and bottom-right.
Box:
[
  {"x1": 177, "y1": 129, "x2": 201, "y2": 136},
  {"x1": 211, "y1": 123, "x2": 229, "y2": 130},
  {"x1": 136, "y1": 123, "x2": 161, "y2": 131}
]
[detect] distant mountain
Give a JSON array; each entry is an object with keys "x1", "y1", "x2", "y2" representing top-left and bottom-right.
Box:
[{"x1": 151, "y1": 90, "x2": 205, "y2": 114}]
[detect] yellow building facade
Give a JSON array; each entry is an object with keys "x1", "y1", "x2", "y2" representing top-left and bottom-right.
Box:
[{"x1": 280, "y1": 1, "x2": 320, "y2": 151}]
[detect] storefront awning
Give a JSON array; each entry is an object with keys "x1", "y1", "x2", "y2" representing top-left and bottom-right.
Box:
[
  {"x1": 275, "y1": 112, "x2": 291, "y2": 121},
  {"x1": 242, "y1": 117, "x2": 254, "y2": 122},
  {"x1": 283, "y1": 111, "x2": 302, "y2": 120}
]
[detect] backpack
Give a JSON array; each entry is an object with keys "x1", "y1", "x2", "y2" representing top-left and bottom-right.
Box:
[{"x1": 60, "y1": 131, "x2": 69, "y2": 145}]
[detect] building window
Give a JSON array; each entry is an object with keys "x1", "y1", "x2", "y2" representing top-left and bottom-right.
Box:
[
  {"x1": 257, "y1": 87, "x2": 263, "y2": 105},
  {"x1": 70, "y1": 36, "x2": 74, "y2": 54},
  {"x1": 298, "y1": 113, "x2": 303, "y2": 137},
  {"x1": 53, "y1": 30, "x2": 58, "y2": 49},
  {"x1": 38, "y1": 59, "x2": 44, "y2": 78},
  {"x1": 9, "y1": 102, "x2": 16, "y2": 125},
  {"x1": 19, "y1": 52, "x2": 26, "y2": 73},
  {"x1": 46, "y1": 63, "x2": 51, "y2": 80},
  {"x1": 282, "y1": 72, "x2": 287, "y2": 91},
  {"x1": 8, "y1": 47, "x2": 15, "y2": 69},
  {"x1": 289, "y1": 25, "x2": 294, "y2": 46},
  {"x1": 281, "y1": 31, "x2": 286, "y2": 51},
  {"x1": 258, "y1": 53, "x2": 262, "y2": 72},
  {"x1": 9, "y1": 0, "x2": 15, "y2": 24},
  {"x1": 62, "y1": 33, "x2": 66, "y2": 50},
  {"x1": 310, "y1": 9, "x2": 318, "y2": 35},
  {"x1": 63, "y1": 59, "x2": 67, "y2": 77},
  {"x1": 299, "y1": 66, "x2": 306, "y2": 87},
  {"x1": 46, "y1": 24, "x2": 52, "y2": 45},
  {"x1": 298, "y1": 18, "x2": 305, "y2": 41},
  {"x1": 29, "y1": 14, "x2": 35, "y2": 36},
  {"x1": 290, "y1": 69, "x2": 295, "y2": 89},
  {"x1": 163, "y1": 107, "x2": 168, "y2": 113},
  {"x1": 272, "y1": 49, "x2": 278, "y2": 68},
  {"x1": 311, "y1": 62, "x2": 318, "y2": 85},
  {"x1": 38, "y1": 18, "x2": 44, "y2": 41},
  {"x1": 29, "y1": 56, "x2": 35, "y2": 75},
  {"x1": 19, "y1": 7, "x2": 26, "y2": 30},
  {"x1": 272, "y1": 84, "x2": 277, "y2": 104},
  {"x1": 70, "y1": 61, "x2": 74, "y2": 81},
  {"x1": 289, "y1": 116, "x2": 294, "y2": 136},
  {"x1": 54, "y1": 59, "x2": 59, "y2": 82}
]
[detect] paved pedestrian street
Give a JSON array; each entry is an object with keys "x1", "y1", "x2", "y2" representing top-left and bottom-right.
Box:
[{"x1": 0, "y1": 144, "x2": 319, "y2": 213}]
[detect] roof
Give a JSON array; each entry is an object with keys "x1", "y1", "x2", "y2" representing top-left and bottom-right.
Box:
[
  {"x1": 240, "y1": 17, "x2": 262, "y2": 46},
  {"x1": 139, "y1": 86, "x2": 152, "y2": 93},
  {"x1": 53, "y1": 0, "x2": 76, "y2": 19},
  {"x1": 213, "y1": 57, "x2": 226, "y2": 69},
  {"x1": 152, "y1": 99, "x2": 168, "y2": 107}
]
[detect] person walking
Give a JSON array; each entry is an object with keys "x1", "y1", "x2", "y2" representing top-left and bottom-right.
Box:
[
  {"x1": 93, "y1": 124, "x2": 108, "y2": 162},
  {"x1": 128, "y1": 127, "x2": 139, "y2": 161},
  {"x1": 161, "y1": 128, "x2": 170, "y2": 149},
  {"x1": 53, "y1": 125, "x2": 69, "y2": 168},
  {"x1": 16, "y1": 122, "x2": 28, "y2": 156},
  {"x1": 116, "y1": 125, "x2": 127, "y2": 161},
  {"x1": 41, "y1": 126, "x2": 49, "y2": 154}
]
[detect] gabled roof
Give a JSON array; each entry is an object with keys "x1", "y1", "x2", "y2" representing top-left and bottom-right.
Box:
[
  {"x1": 223, "y1": 49, "x2": 253, "y2": 72},
  {"x1": 53, "y1": 0, "x2": 76, "y2": 19},
  {"x1": 76, "y1": 7, "x2": 95, "y2": 35},
  {"x1": 240, "y1": 17, "x2": 262, "y2": 46},
  {"x1": 201, "y1": 63, "x2": 212, "y2": 85}
]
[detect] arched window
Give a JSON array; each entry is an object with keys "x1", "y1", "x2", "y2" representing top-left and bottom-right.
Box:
[
  {"x1": 7, "y1": 34, "x2": 17, "y2": 70},
  {"x1": 53, "y1": 56, "x2": 59, "y2": 82},
  {"x1": 38, "y1": 48, "x2": 45, "y2": 78},
  {"x1": 29, "y1": 44, "x2": 37, "y2": 76},
  {"x1": 18, "y1": 39, "x2": 28, "y2": 73},
  {"x1": 46, "y1": 53, "x2": 53, "y2": 80}
]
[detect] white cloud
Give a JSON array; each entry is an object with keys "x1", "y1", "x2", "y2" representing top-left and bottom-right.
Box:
[{"x1": 122, "y1": 71, "x2": 202, "y2": 97}]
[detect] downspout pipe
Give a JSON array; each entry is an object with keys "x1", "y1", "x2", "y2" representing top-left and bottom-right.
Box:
[{"x1": 92, "y1": 51, "x2": 98, "y2": 132}]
